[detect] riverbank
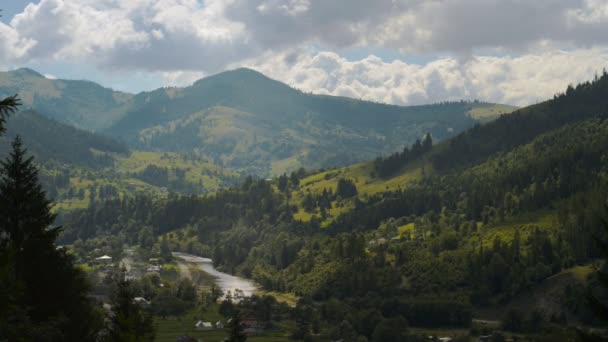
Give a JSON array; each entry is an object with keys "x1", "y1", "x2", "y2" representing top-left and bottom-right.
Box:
[{"x1": 173, "y1": 252, "x2": 298, "y2": 306}]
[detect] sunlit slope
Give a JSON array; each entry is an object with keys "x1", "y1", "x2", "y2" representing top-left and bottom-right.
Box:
[
  {"x1": 106, "y1": 68, "x2": 514, "y2": 175},
  {"x1": 52, "y1": 150, "x2": 239, "y2": 211}
]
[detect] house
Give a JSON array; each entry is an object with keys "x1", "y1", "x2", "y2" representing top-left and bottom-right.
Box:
[
  {"x1": 215, "y1": 321, "x2": 224, "y2": 329},
  {"x1": 95, "y1": 255, "x2": 112, "y2": 264},
  {"x1": 146, "y1": 265, "x2": 161, "y2": 272},
  {"x1": 133, "y1": 297, "x2": 151, "y2": 307},
  {"x1": 195, "y1": 321, "x2": 213, "y2": 331}
]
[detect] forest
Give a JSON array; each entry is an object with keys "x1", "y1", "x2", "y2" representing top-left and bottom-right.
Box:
[{"x1": 32, "y1": 72, "x2": 608, "y2": 341}]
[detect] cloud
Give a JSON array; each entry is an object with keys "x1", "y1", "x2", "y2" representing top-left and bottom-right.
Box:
[
  {"x1": 228, "y1": 0, "x2": 608, "y2": 54},
  {"x1": 244, "y1": 48, "x2": 608, "y2": 106},
  {"x1": 2, "y1": 0, "x2": 608, "y2": 72},
  {"x1": 2, "y1": 0, "x2": 251, "y2": 71},
  {"x1": 1, "y1": 0, "x2": 607, "y2": 107}
]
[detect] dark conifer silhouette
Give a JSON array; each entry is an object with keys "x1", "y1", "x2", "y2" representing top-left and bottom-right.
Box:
[
  {"x1": 106, "y1": 266, "x2": 156, "y2": 342},
  {"x1": 0, "y1": 95, "x2": 20, "y2": 134},
  {"x1": 0, "y1": 136, "x2": 101, "y2": 340}
]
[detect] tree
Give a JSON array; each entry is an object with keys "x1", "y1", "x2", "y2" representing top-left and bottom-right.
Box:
[
  {"x1": 219, "y1": 298, "x2": 236, "y2": 318},
  {"x1": 336, "y1": 178, "x2": 357, "y2": 198},
  {"x1": 0, "y1": 136, "x2": 102, "y2": 341},
  {"x1": 578, "y1": 204, "x2": 608, "y2": 341},
  {"x1": 0, "y1": 94, "x2": 20, "y2": 135},
  {"x1": 177, "y1": 278, "x2": 197, "y2": 301},
  {"x1": 210, "y1": 283, "x2": 224, "y2": 302},
  {"x1": 106, "y1": 266, "x2": 155, "y2": 342},
  {"x1": 160, "y1": 236, "x2": 172, "y2": 262},
  {"x1": 422, "y1": 133, "x2": 433, "y2": 150},
  {"x1": 371, "y1": 316, "x2": 409, "y2": 342},
  {"x1": 278, "y1": 174, "x2": 289, "y2": 193},
  {"x1": 227, "y1": 310, "x2": 247, "y2": 342}
]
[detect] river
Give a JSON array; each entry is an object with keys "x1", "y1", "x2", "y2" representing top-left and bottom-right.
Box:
[{"x1": 172, "y1": 252, "x2": 259, "y2": 297}]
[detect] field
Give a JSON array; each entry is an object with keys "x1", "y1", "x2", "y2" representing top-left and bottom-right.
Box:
[
  {"x1": 52, "y1": 150, "x2": 238, "y2": 211},
  {"x1": 114, "y1": 151, "x2": 237, "y2": 188},
  {"x1": 466, "y1": 210, "x2": 557, "y2": 248},
  {"x1": 467, "y1": 103, "x2": 518, "y2": 122},
  {"x1": 291, "y1": 160, "x2": 423, "y2": 226},
  {"x1": 154, "y1": 306, "x2": 292, "y2": 342}
]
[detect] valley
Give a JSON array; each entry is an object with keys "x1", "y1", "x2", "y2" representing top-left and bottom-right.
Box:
[{"x1": 1, "y1": 67, "x2": 607, "y2": 342}]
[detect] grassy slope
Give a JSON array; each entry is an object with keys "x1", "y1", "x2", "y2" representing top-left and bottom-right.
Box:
[
  {"x1": 52, "y1": 150, "x2": 238, "y2": 211},
  {"x1": 467, "y1": 211, "x2": 557, "y2": 248},
  {"x1": 292, "y1": 161, "x2": 424, "y2": 225},
  {"x1": 475, "y1": 264, "x2": 594, "y2": 320},
  {"x1": 467, "y1": 103, "x2": 518, "y2": 122},
  {"x1": 285, "y1": 104, "x2": 517, "y2": 226},
  {"x1": 154, "y1": 308, "x2": 291, "y2": 342}
]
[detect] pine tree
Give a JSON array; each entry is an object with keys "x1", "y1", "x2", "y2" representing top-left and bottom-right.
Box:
[
  {"x1": 0, "y1": 136, "x2": 57, "y2": 251},
  {"x1": 0, "y1": 94, "x2": 20, "y2": 135},
  {"x1": 0, "y1": 136, "x2": 102, "y2": 341},
  {"x1": 107, "y1": 266, "x2": 156, "y2": 342},
  {"x1": 160, "y1": 236, "x2": 172, "y2": 262},
  {"x1": 227, "y1": 310, "x2": 247, "y2": 342},
  {"x1": 578, "y1": 204, "x2": 608, "y2": 341}
]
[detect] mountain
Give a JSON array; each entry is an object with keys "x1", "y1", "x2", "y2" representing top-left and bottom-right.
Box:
[
  {"x1": 0, "y1": 68, "x2": 517, "y2": 176},
  {"x1": 0, "y1": 109, "x2": 239, "y2": 212},
  {"x1": 0, "y1": 68, "x2": 132, "y2": 131},
  {"x1": 106, "y1": 68, "x2": 516, "y2": 175},
  {"x1": 60, "y1": 71, "x2": 608, "y2": 334},
  {"x1": 0, "y1": 109, "x2": 127, "y2": 167}
]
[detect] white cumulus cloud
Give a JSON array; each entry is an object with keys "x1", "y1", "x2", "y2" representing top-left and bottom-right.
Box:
[
  {"x1": 1, "y1": 0, "x2": 608, "y2": 107},
  {"x1": 244, "y1": 49, "x2": 608, "y2": 106}
]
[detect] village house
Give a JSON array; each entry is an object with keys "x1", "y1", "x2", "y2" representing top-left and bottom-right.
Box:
[
  {"x1": 95, "y1": 255, "x2": 112, "y2": 264},
  {"x1": 133, "y1": 297, "x2": 151, "y2": 307},
  {"x1": 195, "y1": 321, "x2": 213, "y2": 331},
  {"x1": 146, "y1": 265, "x2": 161, "y2": 272}
]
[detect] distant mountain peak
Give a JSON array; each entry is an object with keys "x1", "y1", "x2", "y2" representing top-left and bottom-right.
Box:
[
  {"x1": 193, "y1": 67, "x2": 280, "y2": 87},
  {"x1": 11, "y1": 67, "x2": 44, "y2": 78}
]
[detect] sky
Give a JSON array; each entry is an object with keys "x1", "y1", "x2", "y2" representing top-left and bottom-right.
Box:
[{"x1": 1, "y1": 0, "x2": 608, "y2": 107}]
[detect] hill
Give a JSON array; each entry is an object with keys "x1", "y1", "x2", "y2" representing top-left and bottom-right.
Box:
[
  {"x1": 0, "y1": 109, "x2": 128, "y2": 167},
  {"x1": 0, "y1": 68, "x2": 131, "y2": 130},
  {"x1": 0, "y1": 109, "x2": 239, "y2": 212},
  {"x1": 56, "y1": 71, "x2": 608, "y2": 340},
  {"x1": 0, "y1": 67, "x2": 516, "y2": 176},
  {"x1": 107, "y1": 68, "x2": 516, "y2": 175}
]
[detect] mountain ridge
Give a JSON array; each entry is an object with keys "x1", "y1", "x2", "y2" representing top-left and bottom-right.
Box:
[{"x1": 0, "y1": 67, "x2": 518, "y2": 175}]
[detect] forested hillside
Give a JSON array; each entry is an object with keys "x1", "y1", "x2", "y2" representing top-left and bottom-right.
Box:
[
  {"x1": 0, "y1": 68, "x2": 131, "y2": 130},
  {"x1": 0, "y1": 110, "x2": 127, "y2": 167},
  {"x1": 106, "y1": 68, "x2": 514, "y2": 175},
  {"x1": 0, "y1": 67, "x2": 516, "y2": 176},
  {"x1": 0, "y1": 109, "x2": 240, "y2": 212},
  {"x1": 58, "y1": 72, "x2": 608, "y2": 340}
]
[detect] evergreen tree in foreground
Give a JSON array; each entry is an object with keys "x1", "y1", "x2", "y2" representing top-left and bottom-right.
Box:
[
  {"x1": 105, "y1": 266, "x2": 155, "y2": 342},
  {"x1": 0, "y1": 137, "x2": 102, "y2": 340},
  {"x1": 0, "y1": 94, "x2": 20, "y2": 134}
]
